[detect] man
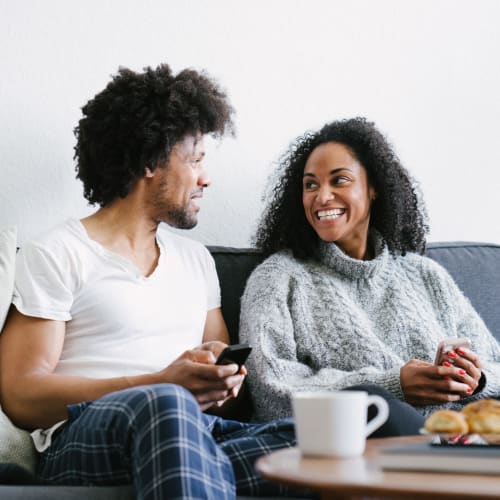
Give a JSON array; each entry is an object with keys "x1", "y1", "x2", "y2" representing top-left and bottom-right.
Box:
[{"x1": 0, "y1": 64, "x2": 295, "y2": 499}]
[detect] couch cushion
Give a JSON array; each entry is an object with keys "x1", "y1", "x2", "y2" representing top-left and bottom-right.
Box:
[
  {"x1": 426, "y1": 242, "x2": 500, "y2": 341},
  {"x1": 0, "y1": 226, "x2": 38, "y2": 473},
  {"x1": 209, "y1": 246, "x2": 264, "y2": 344},
  {"x1": 0, "y1": 484, "x2": 135, "y2": 499},
  {"x1": 0, "y1": 226, "x2": 16, "y2": 331}
]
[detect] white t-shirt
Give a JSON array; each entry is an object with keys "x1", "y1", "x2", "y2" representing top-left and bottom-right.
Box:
[
  {"x1": 13, "y1": 218, "x2": 220, "y2": 378},
  {"x1": 13, "y1": 219, "x2": 221, "y2": 450}
]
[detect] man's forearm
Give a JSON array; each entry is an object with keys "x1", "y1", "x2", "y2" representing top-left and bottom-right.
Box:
[{"x1": 2, "y1": 371, "x2": 163, "y2": 430}]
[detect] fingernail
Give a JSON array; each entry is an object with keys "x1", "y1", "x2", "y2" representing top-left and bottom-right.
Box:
[
  {"x1": 457, "y1": 348, "x2": 466, "y2": 355},
  {"x1": 458, "y1": 369, "x2": 466, "y2": 375},
  {"x1": 443, "y1": 361, "x2": 452, "y2": 367},
  {"x1": 444, "y1": 376, "x2": 451, "y2": 381},
  {"x1": 448, "y1": 351, "x2": 457, "y2": 358},
  {"x1": 466, "y1": 387, "x2": 472, "y2": 393}
]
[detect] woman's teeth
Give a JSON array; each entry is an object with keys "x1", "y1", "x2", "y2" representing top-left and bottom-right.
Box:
[{"x1": 317, "y1": 209, "x2": 345, "y2": 220}]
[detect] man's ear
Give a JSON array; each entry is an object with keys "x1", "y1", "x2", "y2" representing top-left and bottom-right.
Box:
[{"x1": 144, "y1": 167, "x2": 154, "y2": 178}]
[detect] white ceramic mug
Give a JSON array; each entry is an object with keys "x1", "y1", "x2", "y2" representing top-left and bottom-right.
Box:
[{"x1": 292, "y1": 390, "x2": 389, "y2": 457}]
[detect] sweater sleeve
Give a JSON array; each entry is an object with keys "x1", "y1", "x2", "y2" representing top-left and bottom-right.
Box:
[
  {"x1": 422, "y1": 258, "x2": 500, "y2": 403},
  {"x1": 239, "y1": 255, "x2": 402, "y2": 421}
]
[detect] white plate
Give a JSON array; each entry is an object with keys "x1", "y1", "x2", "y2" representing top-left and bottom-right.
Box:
[{"x1": 420, "y1": 428, "x2": 500, "y2": 445}]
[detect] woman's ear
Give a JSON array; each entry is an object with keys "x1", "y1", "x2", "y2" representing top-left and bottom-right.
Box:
[{"x1": 144, "y1": 167, "x2": 154, "y2": 178}]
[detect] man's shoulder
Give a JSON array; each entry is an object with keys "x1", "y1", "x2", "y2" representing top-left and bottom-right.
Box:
[
  {"x1": 21, "y1": 218, "x2": 84, "y2": 255},
  {"x1": 157, "y1": 225, "x2": 212, "y2": 260}
]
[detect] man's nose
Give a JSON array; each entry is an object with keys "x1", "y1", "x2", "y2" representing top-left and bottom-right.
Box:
[{"x1": 198, "y1": 167, "x2": 211, "y2": 188}]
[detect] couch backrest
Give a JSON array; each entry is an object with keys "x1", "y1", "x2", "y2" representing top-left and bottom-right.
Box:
[
  {"x1": 425, "y1": 242, "x2": 500, "y2": 340},
  {"x1": 209, "y1": 242, "x2": 500, "y2": 344},
  {"x1": 209, "y1": 246, "x2": 263, "y2": 343}
]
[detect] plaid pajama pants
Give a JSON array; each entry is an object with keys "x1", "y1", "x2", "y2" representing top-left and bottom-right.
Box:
[{"x1": 37, "y1": 384, "x2": 298, "y2": 499}]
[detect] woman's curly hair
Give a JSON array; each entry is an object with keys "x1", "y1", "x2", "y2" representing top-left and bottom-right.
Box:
[
  {"x1": 255, "y1": 117, "x2": 428, "y2": 259},
  {"x1": 74, "y1": 64, "x2": 234, "y2": 206}
]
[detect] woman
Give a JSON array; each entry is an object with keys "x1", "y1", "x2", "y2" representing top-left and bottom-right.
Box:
[{"x1": 239, "y1": 117, "x2": 500, "y2": 433}]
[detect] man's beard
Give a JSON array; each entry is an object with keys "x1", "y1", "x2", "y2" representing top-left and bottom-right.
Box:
[
  {"x1": 166, "y1": 206, "x2": 197, "y2": 230},
  {"x1": 152, "y1": 178, "x2": 200, "y2": 229}
]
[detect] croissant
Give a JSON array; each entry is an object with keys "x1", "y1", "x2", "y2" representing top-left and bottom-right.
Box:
[
  {"x1": 424, "y1": 409, "x2": 469, "y2": 434},
  {"x1": 462, "y1": 399, "x2": 500, "y2": 433},
  {"x1": 424, "y1": 399, "x2": 500, "y2": 435}
]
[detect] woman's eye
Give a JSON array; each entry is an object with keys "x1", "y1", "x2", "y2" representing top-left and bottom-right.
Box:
[
  {"x1": 333, "y1": 176, "x2": 349, "y2": 185},
  {"x1": 304, "y1": 181, "x2": 317, "y2": 190}
]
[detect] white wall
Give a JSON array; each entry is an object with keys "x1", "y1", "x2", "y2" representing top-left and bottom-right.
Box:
[{"x1": 2, "y1": 0, "x2": 499, "y2": 247}]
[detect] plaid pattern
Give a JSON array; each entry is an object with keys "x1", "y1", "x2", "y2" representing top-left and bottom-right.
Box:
[
  {"x1": 214, "y1": 418, "x2": 297, "y2": 496},
  {"x1": 37, "y1": 384, "x2": 297, "y2": 499}
]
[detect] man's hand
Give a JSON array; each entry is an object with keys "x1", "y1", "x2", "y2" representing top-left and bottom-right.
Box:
[
  {"x1": 400, "y1": 359, "x2": 474, "y2": 406},
  {"x1": 196, "y1": 341, "x2": 248, "y2": 404},
  {"x1": 160, "y1": 341, "x2": 246, "y2": 411}
]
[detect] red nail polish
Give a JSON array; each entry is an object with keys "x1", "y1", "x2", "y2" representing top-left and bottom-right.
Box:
[
  {"x1": 458, "y1": 369, "x2": 466, "y2": 375},
  {"x1": 444, "y1": 376, "x2": 451, "y2": 381},
  {"x1": 457, "y1": 348, "x2": 466, "y2": 355},
  {"x1": 466, "y1": 387, "x2": 472, "y2": 393},
  {"x1": 443, "y1": 361, "x2": 452, "y2": 367},
  {"x1": 448, "y1": 351, "x2": 457, "y2": 358}
]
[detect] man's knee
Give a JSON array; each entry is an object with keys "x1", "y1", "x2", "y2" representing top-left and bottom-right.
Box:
[{"x1": 98, "y1": 383, "x2": 200, "y2": 425}]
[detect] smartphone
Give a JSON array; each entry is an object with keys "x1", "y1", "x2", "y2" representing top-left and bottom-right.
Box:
[
  {"x1": 434, "y1": 337, "x2": 471, "y2": 365},
  {"x1": 215, "y1": 343, "x2": 252, "y2": 369}
]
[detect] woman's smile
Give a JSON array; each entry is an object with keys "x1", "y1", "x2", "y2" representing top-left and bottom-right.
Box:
[{"x1": 316, "y1": 208, "x2": 346, "y2": 221}]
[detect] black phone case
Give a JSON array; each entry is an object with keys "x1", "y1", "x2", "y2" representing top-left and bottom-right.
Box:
[{"x1": 215, "y1": 344, "x2": 252, "y2": 367}]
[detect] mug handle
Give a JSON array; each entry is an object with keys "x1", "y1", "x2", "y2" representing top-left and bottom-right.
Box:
[{"x1": 364, "y1": 395, "x2": 390, "y2": 437}]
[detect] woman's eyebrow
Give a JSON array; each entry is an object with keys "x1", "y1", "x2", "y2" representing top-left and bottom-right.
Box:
[{"x1": 303, "y1": 167, "x2": 352, "y2": 178}]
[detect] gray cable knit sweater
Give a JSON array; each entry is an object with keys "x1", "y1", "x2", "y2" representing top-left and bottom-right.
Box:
[{"x1": 239, "y1": 236, "x2": 500, "y2": 421}]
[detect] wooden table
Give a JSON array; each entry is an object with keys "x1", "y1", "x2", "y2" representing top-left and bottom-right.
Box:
[{"x1": 255, "y1": 435, "x2": 500, "y2": 499}]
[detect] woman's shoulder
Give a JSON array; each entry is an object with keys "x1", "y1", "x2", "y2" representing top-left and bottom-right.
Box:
[
  {"x1": 260, "y1": 249, "x2": 318, "y2": 271},
  {"x1": 247, "y1": 249, "x2": 311, "y2": 284},
  {"x1": 397, "y1": 250, "x2": 454, "y2": 284}
]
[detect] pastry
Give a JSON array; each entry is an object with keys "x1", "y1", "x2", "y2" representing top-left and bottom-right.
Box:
[
  {"x1": 461, "y1": 399, "x2": 500, "y2": 417},
  {"x1": 467, "y1": 412, "x2": 500, "y2": 434},
  {"x1": 424, "y1": 409, "x2": 469, "y2": 434},
  {"x1": 462, "y1": 399, "x2": 500, "y2": 433}
]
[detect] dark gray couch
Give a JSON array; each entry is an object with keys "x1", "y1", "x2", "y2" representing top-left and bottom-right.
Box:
[{"x1": 1, "y1": 241, "x2": 499, "y2": 499}]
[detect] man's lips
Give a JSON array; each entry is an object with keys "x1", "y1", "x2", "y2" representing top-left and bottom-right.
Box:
[{"x1": 190, "y1": 190, "x2": 203, "y2": 212}]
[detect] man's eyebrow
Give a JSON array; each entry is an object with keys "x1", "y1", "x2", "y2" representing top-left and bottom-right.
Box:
[
  {"x1": 303, "y1": 167, "x2": 351, "y2": 177},
  {"x1": 188, "y1": 149, "x2": 205, "y2": 159}
]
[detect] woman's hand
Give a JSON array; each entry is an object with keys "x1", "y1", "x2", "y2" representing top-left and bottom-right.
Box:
[
  {"x1": 441, "y1": 347, "x2": 483, "y2": 392},
  {"x1": 400, "y1": 358, "x2": 475, "y2": 406}
]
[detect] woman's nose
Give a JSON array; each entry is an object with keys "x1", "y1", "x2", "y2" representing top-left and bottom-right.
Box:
[{"x1": 317, "y1": 185, "x2": 334, "y2": 204}]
